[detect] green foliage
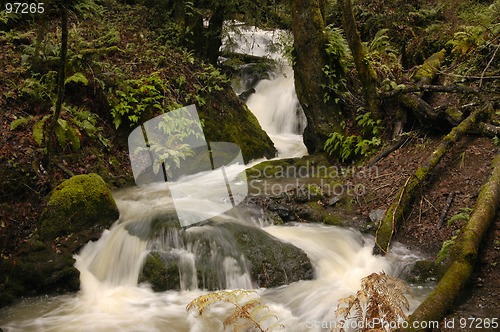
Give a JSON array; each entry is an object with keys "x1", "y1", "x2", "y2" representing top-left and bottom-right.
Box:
[
  {"x1": 33, "y1": 115, "x2": 51, "y2": 146},
  {"x1": 31, "y1": 105, "x2": 110, "y2": 152},
  {"x1": 10, "y1": 116, "x2": 34, "y2": 131},
  {"x1": 68, "y1": 106, "x2": 111, "y2": 150},
  {"x1": 193, "y1": 64, "x2": 230, "y2": 106},
  {"x1": 334, "y1": 272, "x2": 411, "y2": 332},
  {"x1": 111, "y1": 73, "x2": 167, "y2": 128},
  {"x1": 447, "y1": 25, "x2": 487, "y2": 56},
  {"x1": 54, "y1": 119, "x2": 81, "y2": 151},
  {"x1": 324, "y1": 112, "x2": 382, "y2": 162},
  {"x1": 187, "y1": 290, "x2": 281, "y2": 332},
  {"x1": 33, "y1": 114, "x2": 81, "y2": 152},
  {"x1": 367, "y1": 29, "x2": 402, "y2": 85},
  {"x1": 322, "y1": 26, "x2": 350, "y2": 104},
  {"x1": 18, "y1": 72, "x2": 58, "y2": 102},
  {"x1": 493, "y1": 136, "x2": 500, "y2": 146},
  {"x1": 448, "y1": 207, "x2": 473, "y2": 226},
  {"x1": 64, "y1": 72, "x2": 89, "y2": 86},
  {"x1": 437, "y1": 235, "x2": 458, "y2": 263}
]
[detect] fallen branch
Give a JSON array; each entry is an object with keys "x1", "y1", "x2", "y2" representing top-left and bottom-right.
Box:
[
  {"x1": 437, "y1": 191, "x2": 457, "y2": 228},
  {"x1": 407, "y1": 153, "x2": 500, "y2": 330},
  {"x1": 475, "y1": 122, "x2": 500, "y2": 138},
  {"x1": 374, "y1": 103, "x2": 491, "y2": 254},
  {"x1": 368, "y1": 136, "x2": 410, "y2": 167},
  {"x1": 381, "y1": 84, "x2": 478, "y2": 99}
]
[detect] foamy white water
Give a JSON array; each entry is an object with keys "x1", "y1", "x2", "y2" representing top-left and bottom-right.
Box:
[
  {"x1": 225, "y1": 24, "x2": 308, "y2": 158},
  {"x1": 0, "y1": 183, "x2": 432, "y2": 331}
]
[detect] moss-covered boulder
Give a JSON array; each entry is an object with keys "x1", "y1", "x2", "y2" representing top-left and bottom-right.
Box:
[
  {"x1": 0, "y1": 174, "x2": 121, "y2": 308},
  {"x1": 218, "y1": 221, "x2": 314, "y2": 288},
  {"x1": 39, "y1": 173, "x2": 119, "y2": 241},
  {"x1": 139, "y1": 214, "x2": 314, "y2": 290},
  {"x1": 200, "y1": 87, "x2": 276, "y2": 162}
]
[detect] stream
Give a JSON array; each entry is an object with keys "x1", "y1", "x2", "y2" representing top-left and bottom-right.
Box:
[{"x1": 0, "y1": 181, "x2": 432, "y2": 331}]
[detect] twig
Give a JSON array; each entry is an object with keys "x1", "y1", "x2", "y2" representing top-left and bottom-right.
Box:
[
  {"x1": 438, "y1": 191, "x2": 457, "y2": 228},
  {"x1": 480, "y1": 43, "x2": 500, "y2": 88},
  {"x1": 368, "y1": 136, "x2": 410, "y2": 166},
  {"x1": 373, "y1": 183, "x2": 392, "y2": 191},
  {"x1": 423, "y1": 195, "x2": 438, "y2": 212}
]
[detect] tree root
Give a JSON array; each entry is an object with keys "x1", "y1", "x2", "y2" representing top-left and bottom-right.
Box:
[{"x1": 406, "y1": 153, "x2": 500, "y2": 331}]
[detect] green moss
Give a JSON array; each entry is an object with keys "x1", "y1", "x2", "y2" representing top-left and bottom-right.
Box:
[
  {"x1": 412, "y1": 49, "x2": 446, "y2": 82},
  {"x1": 139, "y1": 252, "x2": 172, "y2": 292},
  {"x1": 200, "y1": 88, "x2": 276, "y2": 162},
  {"x1": 408, "y1": 260, "x2": 443, "y2": 283},
  {"x1": 39, "y1": 173, "x2": 119, "y2": 241}
]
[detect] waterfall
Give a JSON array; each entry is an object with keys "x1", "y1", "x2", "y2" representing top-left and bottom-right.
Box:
[{"x1": 225, "y1": 24, "x2": 308, "y2": 158}]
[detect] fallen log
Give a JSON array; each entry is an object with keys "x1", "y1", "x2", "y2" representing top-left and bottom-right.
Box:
[
  {"x1": 406, "y1": 153, "x2": 500, "y2": 331},
  {"x1": 374, "y1": 102, "x2": 491, "y2": 254}
]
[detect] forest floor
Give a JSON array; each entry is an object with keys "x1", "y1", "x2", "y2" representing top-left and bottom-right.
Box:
[{"x1": 355, "y1": 135, "x2": 499, "y2": 330}]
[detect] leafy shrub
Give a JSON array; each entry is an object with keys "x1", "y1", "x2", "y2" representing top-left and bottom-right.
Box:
[
  {"x1": 324, "y1": 112, "x2": 382, "y2": 162},
  {"x1": 322, "y1": 26, "x2": 351, "y2": 104},
  {"x1": 111, "y1": 73, "x2": 166, "y2": 128}
]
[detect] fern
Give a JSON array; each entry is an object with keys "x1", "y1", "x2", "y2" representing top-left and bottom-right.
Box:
[
  {"x1": 10, "y1": 116, "x2": 33, "y2": 131},
  {"x1": 437, "y1": 235, "x2": 458, "y2": 263},
  {"x1": 334, "y1": 272, "x2": 411, "y2": 332},
  {"x1": 187, "y1": 290, "x2": 281, "y2": 331},
  {"x1": 447, "y1": 26, "x2": 486, "y2": 56},
  {"x1": 111, "y1": 73, "x2": 166, "y2": 128},
  {"x1": 33, "y1": 115, "x2": 51, "y2": 146},
  {"x1": 324, "y1": 113, "x2": 382, "y2": 162},
  {"x1": 32, "y1": 114, "x2": 81, "y2": 152}
]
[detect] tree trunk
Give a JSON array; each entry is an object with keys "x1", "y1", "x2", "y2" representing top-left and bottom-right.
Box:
[
  {"x1": 407, "y1": 153, "x2": 500, "y2": 330},
  {"x1": 45, "y1": 6, "x2": 68, "y2": 167},
  {"x1": 374, "y1": 104, "x2": 490, "y2": 254},
  {"x1": 291, "y1": 0, "x2": 345, "y2": 153},
  {"x1": 338, "y1": 0, "x2": 379, "y2": 119},
  {"x1": 205, "y1": 6, "x2": 224, "y2": 65}
]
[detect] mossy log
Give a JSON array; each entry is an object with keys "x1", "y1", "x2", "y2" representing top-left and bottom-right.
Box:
[
  {"x1": 374, "y1": 105, "x2": 489, "y2": 254},
  {"x1": 406, "y1": 153, "x2": 500, "y2": 331}
]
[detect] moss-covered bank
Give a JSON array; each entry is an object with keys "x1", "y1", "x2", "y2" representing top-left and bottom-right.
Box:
[{"x1": 0, "y1": 174, "x2": 120, "y2": 308}]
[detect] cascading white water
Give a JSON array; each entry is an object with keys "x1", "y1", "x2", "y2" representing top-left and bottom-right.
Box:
[
  {"x1": 225, "y1": 24, "x2": 308, "y2": 158},
  {"x1": 246, "y1": 66, "x2": 308, "y2": 158},
  {"x1": 0, "y1": 179, "x2": 433, "y2": 331}
]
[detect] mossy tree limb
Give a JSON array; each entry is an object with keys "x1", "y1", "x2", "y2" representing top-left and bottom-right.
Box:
[
  {"x1": 374, "y1": 104, "x2": 490, "y2": 254},
  {"x1": 407, "y1": 153, "x2": 500, "y2": 330},
  {"x1": 338, "y1": 0, "x2": 379, "y2": 119}
]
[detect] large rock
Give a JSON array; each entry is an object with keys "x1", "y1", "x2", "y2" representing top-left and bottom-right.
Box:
[
  {"x1": 39, "y1": 173, "x2": 119, "y2": 241},
  {"x1": 200, "y1": 87, "x2": 277, "y2": 162},
  {"x1": 140, "y1": 215, "x2": 314, "y2": 290},
  {"x1": 1, "y1": 174, "x2": 120, "y2": 308},
  {"x1": 218, "y1": 221, "x2": 314, "y2": 288}
]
